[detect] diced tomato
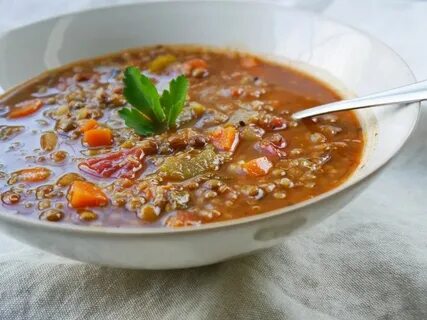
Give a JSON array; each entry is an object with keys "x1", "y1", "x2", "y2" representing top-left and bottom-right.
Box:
[
  {"x1": 165, "y1": 211, "x2": 202, "y2": 228},
  {"x1": 79, "y1": 147, "x2": 145, "y2": 179},
  {"x1": 83, "y1": 128, "x2": 113, "y2": 147},
  {"x1": 69, "y1": 180, "x2": 108, "y2": 208},
  {"x1": 8, "y1": 99, "x2": 43, "y2": 119},
  {"x1": 243, "y1": 157, "x2": 273, "y2": 177},
  {"x1": 210, "y1": 126, "x2": 239, "y2": 152}
]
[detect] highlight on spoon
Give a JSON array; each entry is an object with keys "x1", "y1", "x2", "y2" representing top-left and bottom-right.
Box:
[{"x1": 292, "y1": 79, "x2": 427, "y2": 120}]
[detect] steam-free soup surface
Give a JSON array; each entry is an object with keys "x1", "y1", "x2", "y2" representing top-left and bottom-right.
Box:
[{"x1": 0, "y1": 46, "x2": 363, "y2": 227}]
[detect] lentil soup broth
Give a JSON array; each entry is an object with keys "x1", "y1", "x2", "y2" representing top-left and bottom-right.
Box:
[{"x1": 0, "y1": 46, "x2": 363, "y2": 228}]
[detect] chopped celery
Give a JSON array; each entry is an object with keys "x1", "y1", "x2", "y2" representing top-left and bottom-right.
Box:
[{"x1": 160, "y1": 145, "x2": 221, "y2": 180}]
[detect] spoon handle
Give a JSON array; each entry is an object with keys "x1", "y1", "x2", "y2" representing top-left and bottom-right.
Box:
[{"x1": 292, "y1": 79, "x2": 427, "y2": 120}]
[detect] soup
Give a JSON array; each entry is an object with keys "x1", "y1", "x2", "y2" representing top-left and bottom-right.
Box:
[{"x1": 0, "y1": 46, "x2": 363, "y2": 228}]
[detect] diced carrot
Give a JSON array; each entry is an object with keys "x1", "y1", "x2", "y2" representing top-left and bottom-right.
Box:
[
  {"x1": 243, "y1": 157, "x2": 273, "y2": 177},
  {"x1": 165, "y1": 211, "x2": 202, "y2": 228},
  {"x1": 210, "y1": 126, "x2": 239, "y2": 152},
  {"x1": 138, "y1": 204, "x2": 161, "y2": 222},
  {"x1": 80, "y1": 119, "x2": 98, "y2": 132},
  {"x1": 69, "y1": 180, "x2": 108, "y2": 208},
  {"x1": 8, "y1": 167, "x2": 52, "y2": 184},
  {"x1": 144, "y1": 188, "x2": 154, "y2": 200},
  {"x1": 241, "y1": 56, "x2": 259, "y2": 68},
  {"x1": 184, "y1": 58, "x2": 208, "y2": 70},
  {"x1": 8, "y1": 99, "x2": 43, "y2": 119},
  {"x1": 183, "y1": 58, "x2": 208, "y2": 76},
  {"x1": 83, "y1": 128, "x2": 113, "y2": 147},
  {"x1": 114, "y1": 178, "x2": 134, "y2": 190}
]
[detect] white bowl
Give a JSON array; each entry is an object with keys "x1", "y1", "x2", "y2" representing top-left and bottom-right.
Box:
[{"x1": 0, "y1": 1, "x2": 419, "y2": 269}]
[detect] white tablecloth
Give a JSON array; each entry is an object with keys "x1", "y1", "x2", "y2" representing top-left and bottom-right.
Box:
[{"x1": 0, "y1": 1, "x2": 426, "y2": 319}]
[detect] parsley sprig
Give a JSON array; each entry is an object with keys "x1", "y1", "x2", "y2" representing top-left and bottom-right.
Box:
[{"x1": 118, "y1": 66, "x2": 189, "y2": 136}]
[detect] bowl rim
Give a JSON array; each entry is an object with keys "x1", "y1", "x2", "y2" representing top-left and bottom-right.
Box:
[{"x1": 0, "y1": 0, "x2": 420, "y2": 236}]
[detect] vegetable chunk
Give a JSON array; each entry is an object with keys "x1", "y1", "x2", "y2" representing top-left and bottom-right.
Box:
[
  {"x1": 165, "y1": 211, "x2": 202, "y2": 227},
  {"x1": 83, "y1": 128, "x2": 113, "y2": 147},
  {"x1": 69, "y1": 181, "x2": 108, "y2": 208},
  {"x1": 8, "y1": 99, "x2": 43, "y2": 118},
  {"x1": 160, "y1": 145, "x2": 221, "y2": 180},
  {"x1": 80, "y1": 119, "x2": 98, "y2": 132},
  {"x1": 243, "y1": 157, "x2": 272, "y2": 177},
  {"x1": 148, "y1": 54, "x2": 176, "y2": 73},
  {"x1": 119, "y1": 67, "x2": 189, "y2": 136},
  {"x1": 79, "y1": 147, "x2": 145, "y2": 179},
  {"x1": 8, "y1": 167, "x2": 52, "y2": 184},
  {"x1": 210, "y1": 126, "x2": 239, "y2": 152}
]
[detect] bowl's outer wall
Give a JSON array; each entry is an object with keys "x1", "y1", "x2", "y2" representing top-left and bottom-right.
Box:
[
  {"x1": 0, "y1": 1, "x2": 418, "y2": 269},
  {"x1": 0, "y1": 172, "x2": 376, "y2": 269}
]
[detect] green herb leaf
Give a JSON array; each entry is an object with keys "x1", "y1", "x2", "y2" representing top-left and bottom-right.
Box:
[
  {"x1": 123, "y1": 67, "x2": 156, "y2": 121},
  {"x1": 159, "y1": 90, "x2": 173, "y2": 125},
  {"x1": 136, "y1": 72, "x2": 166, "y2": 123},
  {"x1": 118, "y1": 107, "x2": 156, "y2": 136},
  {"x1": 123, "y1": 67, "x2": 166, "y2": 123},
  {"x1": 120, "y1": 67, "x2": 189, "y2": 136},
  {"x1": 162, "y1": 75, "x2": 189, "y2": 128}
]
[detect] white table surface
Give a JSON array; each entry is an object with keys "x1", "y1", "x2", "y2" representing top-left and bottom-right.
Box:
[{"x1": 0, "y1": 1, "x2": 426, "y2": 319}]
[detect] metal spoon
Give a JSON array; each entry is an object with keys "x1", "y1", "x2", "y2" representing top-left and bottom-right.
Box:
[{"x1": 291, "y1": 80, "x2": 427, "y2": 120}]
